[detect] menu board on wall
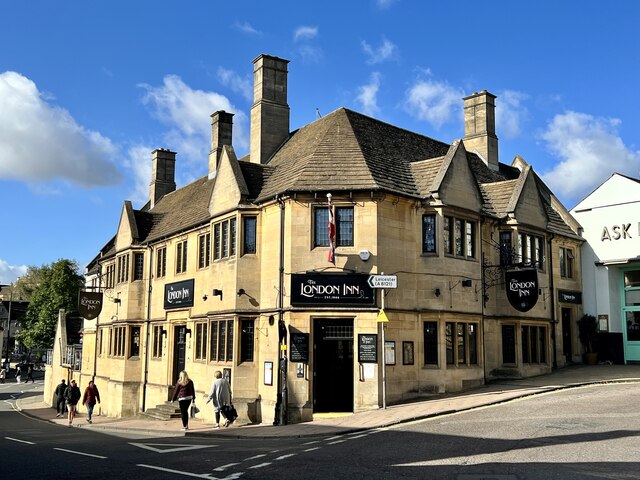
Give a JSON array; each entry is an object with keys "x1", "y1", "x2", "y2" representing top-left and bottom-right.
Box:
[
  {"x1": 290, "y1": 333, "x2": 309, "y2": 362},
  {"x1": 358, "y1": 333, "x2": 378, "y2": 363}
]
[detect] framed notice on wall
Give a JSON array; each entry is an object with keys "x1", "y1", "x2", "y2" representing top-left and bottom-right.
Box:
[
  {"x1": 385, "y1": 341, "x2": 396, "y2": 366},
  {"x1": 358, "y1": 334, "x2": 378, "y2": 363},
  {"x1": 402, "y1": 341, "x2": 414, "y2": 365},
  {"x1": 264, "y1": 361, "x2": 273, "y2": 386}
]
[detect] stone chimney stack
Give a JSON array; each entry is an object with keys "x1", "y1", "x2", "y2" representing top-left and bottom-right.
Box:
[
  {"x1": 250, "y1": 54, "x2": 290, "y2": 164},
  {"x1": 208, "y1": 110, "x2": 234, "y2": 179},
  {"x1": 149, "y1": 148, "x2": 176, "y2": 208},
  {"x1": 462, "y1": 90, "x2": 499, "y2": 171}
]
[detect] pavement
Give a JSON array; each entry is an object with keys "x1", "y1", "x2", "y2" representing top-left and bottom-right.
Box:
[{"x1": 14, "y1": 363, "x2": 640, "y2": 439}]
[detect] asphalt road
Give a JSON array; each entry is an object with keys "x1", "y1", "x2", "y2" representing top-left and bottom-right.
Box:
[{"x1": 2, "y1": 380, "x2": 640, "y2": 479}]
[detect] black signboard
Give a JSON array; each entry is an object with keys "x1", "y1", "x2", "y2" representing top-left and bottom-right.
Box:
[
  {"x1": 558, "y1": 290, "x2": 582, "y2": 304},
  {"x1": 291, "y1": 273, "x2": 376, "y2": 307},
  {"x1": 78, "y1": 291, "x2": 103, "y2": 320},
  {"x1": 290, "y1": 333, "x2": 309, "y2": 362},
  {"x1": 505, "y1": 268, "x2": 539, "y2": 312},
  {"x1": 164, "y1": 279, "x2": 195, "y2": 309},
  {"x1": 358, "y1": 333, "x2": 378, "y2": 363}
]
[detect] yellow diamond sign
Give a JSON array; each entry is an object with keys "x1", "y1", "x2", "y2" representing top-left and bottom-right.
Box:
[{"x1": 377, "y1": 309, "x2": 389, "y2": 323}]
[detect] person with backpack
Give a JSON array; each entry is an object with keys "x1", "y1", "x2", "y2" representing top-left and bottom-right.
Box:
[{"x1": 64, "y1": 379, "x2": 81, "y2": 427}]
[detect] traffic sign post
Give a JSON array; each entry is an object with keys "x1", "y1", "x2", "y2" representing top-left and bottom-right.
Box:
[{"x1": 371, "y1": 273, "x2": 398, "y2": 410}]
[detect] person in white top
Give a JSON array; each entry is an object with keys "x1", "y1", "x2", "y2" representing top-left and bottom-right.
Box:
[{"x1": 205, "y1": 371, "x2": 232, "y2": 428}]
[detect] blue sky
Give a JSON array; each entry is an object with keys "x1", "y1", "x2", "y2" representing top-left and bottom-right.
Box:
[{"x1": 1, "y1": 0, "x2": 639, "y2": 284}]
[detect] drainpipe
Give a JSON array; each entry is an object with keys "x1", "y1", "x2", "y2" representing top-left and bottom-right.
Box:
[
  {"x1": 548, "y1": 233, "x2": 557, "y2": 369},
  {"x1": 274, "y1": 196, "x2": 288, "y2": 425},
  {"x1": 480, "y1": 217, "x2": 487, "y2": 384},
  {"x1": 141, "y1": 245, "x2": 154, "y2": 412}
]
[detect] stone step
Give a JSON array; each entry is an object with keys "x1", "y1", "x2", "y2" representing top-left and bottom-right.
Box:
[{"x1": 140, "y1": 402, "x2": 182, "y2": 421}]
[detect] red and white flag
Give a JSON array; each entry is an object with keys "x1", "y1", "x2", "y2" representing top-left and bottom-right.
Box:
[{"x1": 327, "y1": 193, "x2": 336, "y2": 264}]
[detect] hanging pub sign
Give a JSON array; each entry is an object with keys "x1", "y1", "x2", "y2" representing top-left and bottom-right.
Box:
[
  {"x1": 164, "y1": 279, "x2": 195, "y2": 309},
  {"x1": 290, "y1": 273, "x2": 376, "y2": 307},
  {"x1": 78, "y1": 291, "x2": 103, "y2": 320},
  {"x1": 505, "y1": 268, "x2": 539, "y2": 312}
]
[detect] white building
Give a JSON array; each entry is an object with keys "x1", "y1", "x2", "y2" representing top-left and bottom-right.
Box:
[{"x1": 571, "y1": 173, "x2": 640, "y2": 363}]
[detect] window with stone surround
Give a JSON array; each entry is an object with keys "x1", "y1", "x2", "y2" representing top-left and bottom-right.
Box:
[
  {"x1": 445, "y1": 322, "x2": 478, "y2": 366},
  {"x1": 198, "y1": 232, "x2": 211, "y2": 269},
  {"x1": 176, "y1": 240, "x2": 188, "y2": 274},
  {"x1": 213, "y1": 218, "x2": 236, "y2": 261},
  {"x1": 152, "y1": 325, "x2": 164, "y2": 358},
  {"x1": 209, "y1": 319, "x2": 233, "y2": 362},
  {"x1": 522, "y1": 325, "x2": 547, "y2": 364},
  {"x1": 195, "y1": 321, "x2": 208, "y2": 361},
  {"x1": 313, "y1": 206, "x2": 354, "y2": 248},
  {"x1": 156, "y1": 247, "x2": 167, "y2": 278},
  {"x1": 443, "y1": 216, "x2": 476, "y2": 259}
]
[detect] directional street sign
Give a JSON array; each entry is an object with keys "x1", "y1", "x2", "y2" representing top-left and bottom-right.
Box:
[{"x1": 368, "y1": 274, "x2": 398, "y2": 289}]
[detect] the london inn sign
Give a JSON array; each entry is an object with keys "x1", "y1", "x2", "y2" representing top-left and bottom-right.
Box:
[{"x1": 291, "y1": 273, "x2": 375, "y2": 307}]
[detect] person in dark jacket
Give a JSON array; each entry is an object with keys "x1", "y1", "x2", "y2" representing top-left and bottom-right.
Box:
[
  {"x1": 171, "y1": 370, "x2": 195, "y2": 431},
  {"x1": 64, "y1": 379, "x2": 81, "y2": 427},
  {"x1": 25, "y1": 364, "x2": 35, "y2": 383},
  {"x1": 54, "y1": 379, "x2": 67, "y2": 417},
  {"x1": 82, "y1": 380, "x2": 101, "y2": 424}
]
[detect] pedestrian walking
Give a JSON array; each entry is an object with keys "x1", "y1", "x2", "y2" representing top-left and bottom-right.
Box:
[
  {"x1": 25, "y1": 364, "x2": 35, "y2": 383},
  {"x1": 205, "y1": 370, "x2": 233, "y2": 428},
  {"x1": 82, "y1": 380, "x2": 101, "y2": 424},
  {"x1": 15, "y1": 364, "x2": 22, "y2": 383},
  {"x1": 64, "y1": 379, "x2": 81, "y2": 427},
  {"x1": 54, "y1": 379, "x2": 67, "y2": 417},
  {"x1": 0, "y1": 366, "x2": 5, "y2": 384},
  {"x1": 171, "y1": 370, "x2": 195, "y2": 431}
]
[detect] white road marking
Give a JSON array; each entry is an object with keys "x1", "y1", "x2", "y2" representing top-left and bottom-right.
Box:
[
  {"x1": 244, "y1": 453, "x2": 266, "y2": 461},
  {"x1": 213, "y1": 463, "x2": 239, "y2": 471},
  {"x1": 275, "y1": 453, "x2": 297, "y2": 461},
  {"x1": 303, "y1": 447, "x2": 321, "y2": 452},
  {"x1": 248, "y1": 462, "x2": 271, "y2": 469},
  {"x1": 137, "y1": 464, "x2": 213, "y2": 478},
  {"x1": 325, "y1": 435, "x2": 342, "y2": 441},
  {"x1": 5, "y1": 437, "x2": 35, "y2": 445},
  {"x1": 346, "y1": 434, "x2": 368, "y2": 439},
  {"x1": 54, "y1": 447, "x2": 107, "y2": 459},
  {"x1": 302, "y1": 440, "x2": 320, "y2": 445},
  {"x1": 328, "y1": 439, "x2": 346, "y2": 445},
  {"x1": 129, "y1": 442, "x2": 217, "y2": 453}
]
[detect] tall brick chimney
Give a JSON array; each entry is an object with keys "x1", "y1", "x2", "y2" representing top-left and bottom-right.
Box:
[
  {"x1": 208, "y1": 110, "x2": 234, "y2": 179},
  {"x1": 462, "y1": 90, "x2": 499, "y2": 171},
  {"x1": 250, "y1": 54, "x2": 290, "y2": 164},
  {"x1": 149, "y1": 148, "x2": 176, "y2": 208}
]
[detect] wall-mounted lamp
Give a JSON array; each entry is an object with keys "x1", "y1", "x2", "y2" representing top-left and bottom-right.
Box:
[
  {"x1": 212, "y1": 289, "x2": 223, "y2": 300},
  {"x1": 434, "y1": 288, "x2": 441, "y2": 297},
  {"x1": 269, "y1": 315, "x2": 275, "y2": 326},
  {"x1": 113, "y1": 298, "x2": 121, "y2": 304},
  {"x1": 462, "y1": 279, "x2": 472, "y2": 288},
  {"x1": 237, "y1": 288, "x2": 246, "y2": 297},
  {"x1": 202, "y1": 294, "x2": 208, "y2": 301},
  {"x1": 185, "y1": 328, "x2": 192, "y2": 337},
  {"x1": 160, "y1": 328, "x2": 167, "y2": 337}
]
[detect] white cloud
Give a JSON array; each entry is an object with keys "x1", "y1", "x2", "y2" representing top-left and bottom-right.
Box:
[
  {"x1": 234, "y1": 21, "x2": 261, "y2": 35},
  {"x1": 217, "y1": 67, "x2": 253, "y2": 101},
  {"x1": 361, "y1": 37, "x2": 398, "y2": 64},
  {"x1": 496, "y1": 90, "x2": 529, "y2": 139},
  {"x1": 138, "y1": 75, "x2": 249, "y2": 189},
  {"x1": 294, "y1": 26, "x2": 318, "y2": 42},
  {"x1": 0, "y1": 71, "x2": 122, "y2": 187},
  {"x1": 404, "y1": 76, "x2": 464, "y2": 129},
  {"x1": 296, "y1": 45, "x2": 324, "y2": 64},
  {"x1": 0, "y1": 259, "x2": 28, "y2": 285},
  {"x1": 541, "y1": 111, "x2": 640, "y2": 202},
  {"x1": 356, "y1": 72, "x2": 381, "y2": 116},
  {"x1": 123, "y1": 144, "x2": 155, "y2": 208}
]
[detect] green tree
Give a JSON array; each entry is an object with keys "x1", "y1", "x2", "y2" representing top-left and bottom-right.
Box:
[{"x1": 16, "y1": 259, "x2": 85, "y2": 350}]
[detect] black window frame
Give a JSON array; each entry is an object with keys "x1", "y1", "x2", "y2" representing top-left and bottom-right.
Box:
[
  {"x1": 198, "y1": 232, "x2": 211, "y2": 269},
  {"x1": 313, "y1": 206, "x2": 355, "y2": 248},
  {"x1": 243, "y1": 216, "x2": 257, "y2": 255},
  {"x1": 133, "y1": 252, "x2": 144, "y2": 281},
  {"x1": 422, "y1": 214, "x2": 437, "y2": 254},
  {"x1": 423, "y1": 321, "x2": 438, "y2": 365}
]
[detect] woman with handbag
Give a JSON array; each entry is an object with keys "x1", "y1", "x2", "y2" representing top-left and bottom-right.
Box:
[
  {"x1": 171, "y1": 370, "x2": 195, "y2": 431},
  {"x1": 205, "y1": 370, "x2": 233, "y2": 428}
]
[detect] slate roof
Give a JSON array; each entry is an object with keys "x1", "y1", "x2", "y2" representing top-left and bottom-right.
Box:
[
  {"x1": 256, "y1": 108, "x2": 450, "y2": 201},
  {"x1": 90, "y1": 103, "x2": 581, "y2": 267}
]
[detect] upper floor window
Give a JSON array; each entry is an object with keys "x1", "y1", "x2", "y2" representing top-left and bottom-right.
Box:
[
  {"x1": 422, "y1": 214, "x2": 436, "y2": 254},
  {"x1": 443, "y1": 216, "x2": 476, "y2": 259},
  {"x1": 111, "y1": 325, "x2": 126, "y2": 357},
  {"x1": 314, "y1": 206, "x2": 354, "y2": 248},
  {"x1": 499, "y1": 231, "x2": 513, "y2": 266},
  {"x1": 519, "y1": 233, "x2": 544, "y2": 270},
  {"x1": 243, "y1": 216, "x2": 257, "y2": 255},
  {"x1": 559, "y1": 247, "x2": 574, "y2": 278},
  {"x1": 116, "y1": 254, "x2": 129, "y2": 284},
  {"x1": 133, "y1": 253, "x2": 144, "y2": 281},
  {"x1": 156, "y1": 247, "x2": 167, "y2": 278},
  {"x1": 152, "y1": 325, "x2": 164, "y2": 358},
  {"x1": 214, "y1": 218, "x2": 236, "y2": 261},
  {"x1": 198, "y1": 233, "x2": 211, "y2": 269},
  {"x1": 176, "y1": 240, "x2": 188, "y2": 274},
  {"x1": 105, "y1": 263, "x2": 115, "y2": 289}
]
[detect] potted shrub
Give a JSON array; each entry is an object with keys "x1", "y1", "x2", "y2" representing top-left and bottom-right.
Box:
[{"x1": 577, "y1": 314, "x2": 598, "y2": 364}]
